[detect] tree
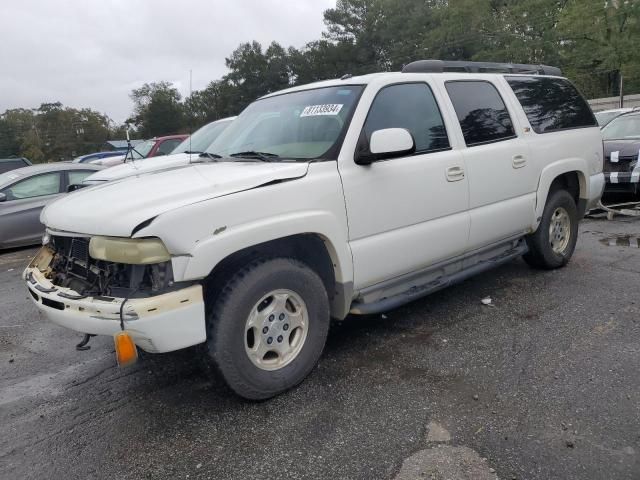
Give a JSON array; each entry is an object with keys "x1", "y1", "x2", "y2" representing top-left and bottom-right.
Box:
[
  {"x1": 129, "y1": 82, "x2": 185, "y2": 137},
  {"x1": 557, "y1": 0, "x2": 640, "y2": 97}
]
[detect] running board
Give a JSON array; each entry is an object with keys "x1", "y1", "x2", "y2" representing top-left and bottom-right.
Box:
[{"x1": 349, "y1": 241, "x2": 528, "y2": 315}]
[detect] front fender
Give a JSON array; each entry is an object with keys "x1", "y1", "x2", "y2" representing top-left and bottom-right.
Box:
[
  {"x1": 178, "y1": 210, "x2": 353, "y2": 284},
  {"x1": 132, "y1": 162, "x2": 353, "y2": 286}
]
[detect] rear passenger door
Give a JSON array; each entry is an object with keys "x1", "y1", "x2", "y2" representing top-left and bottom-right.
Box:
[
  {"x1": 339, "y1": 82, "x2": 470, "y2": 290},
  {"x1": 444, "y1": 80, "x2": 536, "y2": 250}
]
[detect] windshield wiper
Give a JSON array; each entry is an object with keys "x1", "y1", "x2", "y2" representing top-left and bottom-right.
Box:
[
  {"x1": 229, "y1": 151, "x2": 280, "y2": 162},
  {"x1": 183, "y1": 150, "x2": 203, "y2": 154},
  {"x1": 196, "y1": 152, "x2": 223, "y2": 162}
]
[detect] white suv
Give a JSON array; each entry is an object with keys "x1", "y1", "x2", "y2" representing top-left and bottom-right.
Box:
[{"x1": 25, "y1": 60, "x2": 604, "y2": 399}]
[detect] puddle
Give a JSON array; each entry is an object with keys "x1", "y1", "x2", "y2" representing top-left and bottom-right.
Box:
[{"x1": 600, "y1": 235, "x2": 640, "y2": 248}]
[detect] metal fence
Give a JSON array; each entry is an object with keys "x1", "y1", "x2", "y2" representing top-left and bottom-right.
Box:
[{"x1": 588, "y1": 94, "x2": 640, "y2": 112}]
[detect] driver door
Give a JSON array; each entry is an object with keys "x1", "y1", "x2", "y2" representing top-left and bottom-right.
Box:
[{"x1": 338, "y1": 82, "x2": 470, "y2": 290}]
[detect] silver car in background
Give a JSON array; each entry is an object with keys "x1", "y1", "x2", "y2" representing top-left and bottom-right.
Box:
[{"x1": 0, "y1": 163, "x2": 102, "y2": 248}]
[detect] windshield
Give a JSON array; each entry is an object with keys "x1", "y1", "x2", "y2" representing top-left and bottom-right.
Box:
[
  {"x1": 129, "y1": 140, "x2": 155, "y2": 159},
  {"x1": 204, "y1": 85, "x2": 364, "y2": 160},
  {"x1": 595, "y1": 111, "x2": 624, "y2": 127},
  {"x1": 173, "y1": 120, "x2": 232, "y2": 154},
  {"x1": 602, "y1": 115, "x2": 640, "y2": 140},
  {"x1": 0, "y1": 170, "x2": 24, "y2": 186}
]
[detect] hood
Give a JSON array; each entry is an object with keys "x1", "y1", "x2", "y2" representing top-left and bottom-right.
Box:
[
  {"x1": 42, "y1": 161, "x2": 309, "y2": 237},
  {"x1": 84, "y1": 153, "x2": 194, "y2": 183},
  {"x1": 91, "y1": 154, "x2": 126, "y2": 167}
]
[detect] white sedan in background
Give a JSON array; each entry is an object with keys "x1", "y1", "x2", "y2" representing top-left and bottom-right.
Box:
[{"x1": 80, "y1": 117, "x2": 235, "y2": 186}]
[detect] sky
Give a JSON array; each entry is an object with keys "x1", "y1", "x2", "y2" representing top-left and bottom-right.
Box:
[{"x1": 0, "y1": 0, "x2": 335, "y2": 123}]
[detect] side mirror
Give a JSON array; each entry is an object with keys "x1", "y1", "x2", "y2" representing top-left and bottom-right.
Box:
[
  {"x1": 0, "y1": 192, "x2": 6, "y2": 203},
  {"x1": 355, "y1": 128, "x2": 415, "y2": 165},
  {"x1": 67, "y1": 184, "x2": 86, "y2": 193}
]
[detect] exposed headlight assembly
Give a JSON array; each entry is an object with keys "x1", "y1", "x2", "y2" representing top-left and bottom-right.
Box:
[{"x1": 89, "y1": 237, "x2": 170, "y2": 265}]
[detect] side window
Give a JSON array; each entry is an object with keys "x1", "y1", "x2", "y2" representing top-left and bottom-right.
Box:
[
  {"x1": 68, "y1": 170, "x2": 95, "y2": 185},
  {"x1": 2, "y1": 172, "x2": 62, "y2": 200},
  {"x1": 156, "y1": 139, "x2": 182, "y2": 155},
  {"x1": 445, "y1": 81, "x2": 516, "y2": 146},
  {"x1": 363, "y1": 83, "x2": 450, "y2": 154},
  {"x1": 506, "y1": 76, "x2": 597, "y2": 133}
]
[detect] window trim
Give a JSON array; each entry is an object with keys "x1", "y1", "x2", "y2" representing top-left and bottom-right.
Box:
[
  {"x1": 358, "y1": 81, "x2": 453, "y2": 162},
  {"x1": 505, "y1": 76, "x2": 598, "y2": 135},
  {"x1": 1, "y1": 171, "x2": 64, "y2": 201},
  {"x1": 444, "y1": 79, "x2": 518, "y2": 148}
]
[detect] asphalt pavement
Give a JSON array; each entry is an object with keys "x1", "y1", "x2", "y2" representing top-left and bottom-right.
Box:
[{"x1": 1, "y1": 217, "x2": 639, "y2": 480}]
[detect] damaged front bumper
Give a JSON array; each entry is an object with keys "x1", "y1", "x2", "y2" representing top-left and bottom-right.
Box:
[{"x1": 24, "y1": 247, "x2": 207, "y2": 353}]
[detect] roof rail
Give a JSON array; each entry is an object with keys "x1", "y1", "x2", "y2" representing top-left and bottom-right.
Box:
[{"x1": 402, "y1": 60, "x2": 562, "y2": 76}]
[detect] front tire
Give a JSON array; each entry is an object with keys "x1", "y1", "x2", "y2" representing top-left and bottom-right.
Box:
[
  {"x1": 523, "y1": 189, "x2": 579, "y2": 269},
  {"x1": 204, "y1": 258, "x2": 330, "y2": 400}
]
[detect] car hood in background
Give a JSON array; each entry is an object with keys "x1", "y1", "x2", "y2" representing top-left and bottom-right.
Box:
[
  {"x1": 90, "y1": 154, "x2": 126, "y2": 167},
  {"x1": 84, "y1": 153, "x2": 196, "y2": 183},
  {"x1": 603, "y1": 139, "x2": 640, "y2": 159},
  {"x1": 42, "y1": 161, "x2": 309, "y2": 237}
]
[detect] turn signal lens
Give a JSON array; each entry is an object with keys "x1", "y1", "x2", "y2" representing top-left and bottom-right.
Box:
[
  {"x1": 89, "y1": 236, "x2": 170, "y2": 264},
  {"x1": 114, "y1": 331, "x2": 138, "y2": 367}
]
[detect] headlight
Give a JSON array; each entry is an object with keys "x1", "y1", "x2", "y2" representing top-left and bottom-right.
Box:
[{"x1": 89, "y1": 237, "x2": 170, "y2": 264}]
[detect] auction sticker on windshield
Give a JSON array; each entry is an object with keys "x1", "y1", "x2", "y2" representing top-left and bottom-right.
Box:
[{"x1": 300, "y1": 104, "x2": 343, "y2": 117}]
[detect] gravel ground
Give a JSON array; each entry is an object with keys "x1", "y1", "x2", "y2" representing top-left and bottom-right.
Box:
[{"x1": 1, "y1": 217, "x2": 639, "y2": 480}]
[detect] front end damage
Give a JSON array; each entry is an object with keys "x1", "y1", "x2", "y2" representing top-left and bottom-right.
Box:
[{"x1": 24, "y1": 235, "x2": 206, "y2": 353}]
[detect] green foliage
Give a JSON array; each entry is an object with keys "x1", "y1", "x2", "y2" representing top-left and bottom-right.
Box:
[
  {"x1": 129, "y1": 81, "x2": 185, "y2": 138},
  {"x1": 0, "y1": 104, "x2": 111, "y2": 163}
]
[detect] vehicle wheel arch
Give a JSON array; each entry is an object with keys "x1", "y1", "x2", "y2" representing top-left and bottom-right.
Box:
[
  {"x1": 536, "y1": 161, "x2": 589, "y2": 223},
  {"x1": 202, "y1": 233, "x2": 352, "y2": 320}
]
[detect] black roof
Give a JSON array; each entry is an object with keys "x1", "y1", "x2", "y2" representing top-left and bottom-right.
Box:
[{"x1": 402, "y1": 60, "x2": 562, "y2": 76}]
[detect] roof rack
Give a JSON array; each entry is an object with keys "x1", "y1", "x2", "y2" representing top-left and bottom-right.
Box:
[{"x1": 402, "y1": 60, "x2": 562, "y2": 76}]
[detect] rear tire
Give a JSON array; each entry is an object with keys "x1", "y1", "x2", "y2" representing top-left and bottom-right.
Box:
[
  {"x1": 204, "y1": 258, "x2": 330, "y2": 400},
  {"x1": 523, "y1": 189, "x2": 578, "y2": 270}
]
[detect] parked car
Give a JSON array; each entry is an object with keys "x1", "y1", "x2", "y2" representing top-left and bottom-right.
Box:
[
  {"x1": 601, "y1": 110, "x2": 640, "y2": 196},
  {"x1": 72, "y1": 151, "x2": 127, "y2": 164},
  {"x1": 81, "y1": 118, "x2": 235, "y2": 186},
  {"x1": 171, "y1": 117, "x2": 236, "y2": 155},
  {"x1": 1, "y1": 163, "x2": 102, "y2": 248},
  {"x1": 91, "y1": 135, "x2": 189, "y2": 167},
  {"x1": 25, "y1": 60, "x2": 604, "y2": 400},
  {"x1": 595, "y1": 107, "x2": 639, "y2": 127},
  {"x1": 0, "y1": 157, "x2": 32, "y2": 174}
]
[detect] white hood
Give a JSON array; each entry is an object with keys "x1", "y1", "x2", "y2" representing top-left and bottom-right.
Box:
[
  {"x1": 43, "y1": 161, "x2": 309, "y2": 237},
  {"x1": 84, "y1": 153, "x2": 196, "y2": 183},
  {"x1": 90, "y1": 154, "x2": 126, "y2": 167}
]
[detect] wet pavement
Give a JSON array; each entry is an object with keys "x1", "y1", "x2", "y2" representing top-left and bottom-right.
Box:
[{"x1": 1, "y1": 217, "x2": 639, "y2": 480}]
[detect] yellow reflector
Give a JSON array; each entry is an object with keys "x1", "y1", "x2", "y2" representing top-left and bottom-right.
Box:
[{"x1": 114, "y1": 331, "x2": 138, "y2": 367}]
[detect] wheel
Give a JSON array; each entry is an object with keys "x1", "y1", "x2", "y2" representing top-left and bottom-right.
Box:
[
  {"x1": 204, "y1": 258, "x2": 330, "y2": 400},
  {"x1": 523, "y1": 189, "x2": 579, "y2": 270}
]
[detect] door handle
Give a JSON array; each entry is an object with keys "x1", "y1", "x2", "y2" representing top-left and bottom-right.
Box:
[
  {"x1": 512, "y1": 154, "x2": 527, "y2": 168},
  {"x1": 446, "y1": 165, "x2": 465, "y2": 182}
]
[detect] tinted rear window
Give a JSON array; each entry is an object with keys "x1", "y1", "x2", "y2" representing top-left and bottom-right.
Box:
[
  {"x1": 445, "y1": 81, "x2": 516, "y2": 146},
  {"x1": 506, "y1": 76, "x2": 597, "y2": 134}
]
